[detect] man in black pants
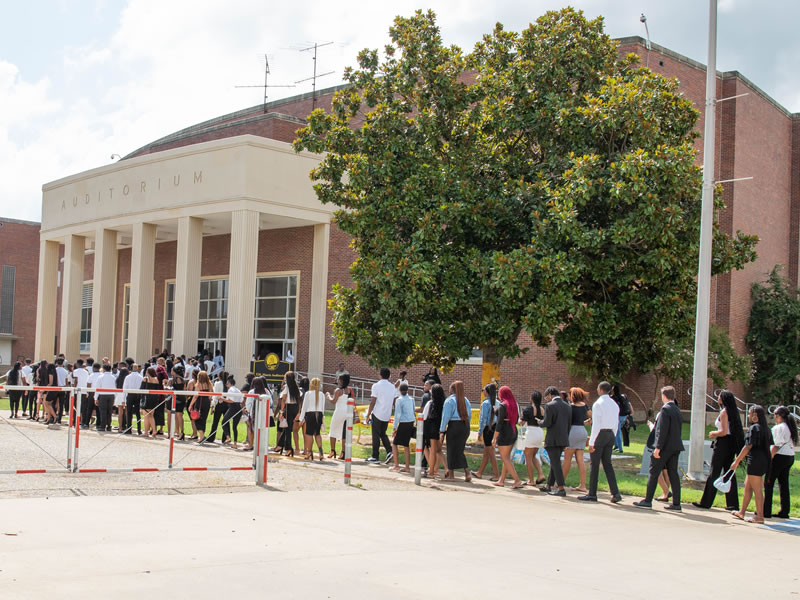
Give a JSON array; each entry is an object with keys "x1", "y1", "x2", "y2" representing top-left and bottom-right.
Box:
[
  {"x1": 365, "y1": 368, "x2": 396, "y2": 464},
  {"x1": 541, "y1": 385, "x2": 572, "y2": 496},
  {"x1": 578, "y1": 382, "x2": 622, "y2": 503},
  {"x1": 115, "y1": 362, "x2": 130, "y2": 433},
  {"x1": 634, "y1": 386, "x2": 684, "y2": 511},
  {"x1": 95, "y1": 364, "x2": 117, "y2": 432}
]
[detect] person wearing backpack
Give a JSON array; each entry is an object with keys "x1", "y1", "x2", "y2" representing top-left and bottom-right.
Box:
[{"x1": 612, "y1": 384, "x2": 631, "y2": 453}]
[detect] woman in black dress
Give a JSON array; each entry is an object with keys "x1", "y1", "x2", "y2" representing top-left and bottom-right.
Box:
[
  {"x1": 693, "y1": 390, "x2": 745, "y2": 511},
  {"x1": 276, "y1": 371, "x2": 301, "y2": 456},
  {"x1": 43, "y1": 362, "x2": 59, "y2": 425},
  {"x1": 424, "y1": 384, "x2": 447, "y2": 479},
  {"x1": 438, "y1": 381, "x2": 472, "y2": 482},
  {"x1": 188, "y1": 370, "x2": 213, "y2": 442},
  {"x1": 170, "y1": 364, "x2": 186, "y2": 440},
  {"x1": 731, "y1": 405, "x2": 773, "y2": 524},
  {"x1": 493, "y1": 385, "x2": 522, "y2": 488},
  {"x1": 140, "y1": 367, "x2": 163, "y2": 438}
]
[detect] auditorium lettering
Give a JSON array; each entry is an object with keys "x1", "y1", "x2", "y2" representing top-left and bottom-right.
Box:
[{"x1": 60, "y1": 170, "x2": 204, "y2": 210}]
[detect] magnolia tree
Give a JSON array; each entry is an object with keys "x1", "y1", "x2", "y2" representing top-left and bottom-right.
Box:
[{"x1": 294, "y1": 8, "x2": 758, "y2": 389}]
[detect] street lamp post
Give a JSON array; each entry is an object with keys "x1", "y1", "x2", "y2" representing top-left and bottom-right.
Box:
[{"x1": 688, "y1": 0, "x2": 718, "y2": 480}]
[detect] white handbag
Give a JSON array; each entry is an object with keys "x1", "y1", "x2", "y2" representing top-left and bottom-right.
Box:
[{"x1": 713, "y1": 469, "x2": 734, "y2": 493}]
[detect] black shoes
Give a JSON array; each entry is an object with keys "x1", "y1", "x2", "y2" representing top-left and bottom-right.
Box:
[
  {"x1": 664, "y1": 504, "x2": 682, "y2": 511},
  {"x1": 547, "y1": 489, "x2": 567, "y2": 497},
  {"x1": 692, "y1": 502, "x2": 709, "y2": 509},
  {"x1": 611, "y1": 494, "x2": 622, "y2": 504},
  {"x1": 633, "y1": 500, "x2": 652, "y2": 509},
  {"x1": 577, "y1": 495, "x2": 598, "y2": 502}
]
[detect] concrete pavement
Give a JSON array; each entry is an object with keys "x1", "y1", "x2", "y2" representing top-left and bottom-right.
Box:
[{"x1": 1, "y1": 486, "x2": 797, "y2": 599}]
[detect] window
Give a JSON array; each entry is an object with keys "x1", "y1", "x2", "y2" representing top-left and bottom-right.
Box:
[
  {"x1": 197, "y1": 278, "x2": 228, "y2": 356},
  {"x1": 164, "y1": 281, "x2": 175, "y2": 351},
  {"x1": 0, "y1": 265, "x2": 15, "y2": 334},
  {"x1": 80, "y1": 282, "x2": 93, "y2": 353},
  {"x1": 122, "y1": 285, "x2": 131, "y2": 359},
  {"x1": 253, "y1": 275, "x2": 297, "y2": 361}
]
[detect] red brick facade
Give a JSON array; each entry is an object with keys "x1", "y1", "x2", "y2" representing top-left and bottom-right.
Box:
[
  {"x1": 0, "y1": 219, "x2": 40, "y2": 365},
  {"x1": 7, "y1": 37, "x2": 799, "y2": 411}
]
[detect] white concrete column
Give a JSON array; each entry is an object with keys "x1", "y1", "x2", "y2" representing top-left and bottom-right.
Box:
[
  {"x1": 226, "y1": 210, "x2": 259, "y2": 383},
  {"x1": 34, "y1": 239, "x2": 60, "y2": 360},
  {"x1": 172, "y1": 216, "x2": 203, "y2": 356},
  {"x1": 307, "y1": 222, "x2": 330, "y2": 380},
  {"x1": 128, "y1": 222, "x2": 156, "y2": 362},
  {"x1": 59, "y1": 234, "x2": 86, "y2": 358},
  {"x1": 90, "y1": 229, "x2": 118, "y2": 360}
]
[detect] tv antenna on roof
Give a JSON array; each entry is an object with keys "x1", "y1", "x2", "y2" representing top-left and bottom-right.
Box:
[
  {"x1": 295, "y1": 41, "x2": 335, "y2": 111},
  {"x1": 235, "y1": 54, "x2": 295, "y2": 113}
]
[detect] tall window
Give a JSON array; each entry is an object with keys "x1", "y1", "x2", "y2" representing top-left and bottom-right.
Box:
[
  {"x1": 253, "y1": 275, "x2": 297, "y2": 361},
  {"x1": 197, "y1": 279, "x2": 228, "y2": 357},
  {"x1": 122, "y1": 285, "x2": 131, "y2": 359},
  {"x1": 164, "y1": 281, "x2": 175, "y2": 351},
  {"x1": 0, "y1": 265, "x2": 15, "y2": 334},
  {"x1": 80, "y1": 282, "x2": 93, "y2": 353}
]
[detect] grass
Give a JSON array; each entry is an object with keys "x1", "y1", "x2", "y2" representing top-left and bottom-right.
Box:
[{"x1": 2, "y1": 396, "x2": 798, "y2": 516}]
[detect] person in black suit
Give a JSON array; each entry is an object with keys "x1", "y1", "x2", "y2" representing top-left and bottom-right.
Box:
[
  {"x1": 540, "y1": 385, "x2": 572, "y2": 496},
  {"x1": 634, "y1": 386, "x2": 684, "y2": 511}
]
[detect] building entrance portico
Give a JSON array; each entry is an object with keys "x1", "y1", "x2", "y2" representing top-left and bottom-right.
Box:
[{"x1": 36, "y1": 135, "x2": 334, "y2": 382}]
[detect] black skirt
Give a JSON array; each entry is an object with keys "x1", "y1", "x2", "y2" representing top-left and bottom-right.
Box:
[
  {"x1": 482, "y1": 425, "x2": 495, "y2": 446},
  {"x1": 305, "y1": 411, "x2": 323, "y2": 436},
  {"x1": 445, "y1": 420, "x2": 469, "y2": 470},
  {"x1": 393, "y1": 421, "x2": 415, "y2": 447},
  {"x1": 496, "y1": 422, "x2": 517, "y2": 447},
  {"x1": 747, "y1": 448, "x2": 770, "y2": 477}
]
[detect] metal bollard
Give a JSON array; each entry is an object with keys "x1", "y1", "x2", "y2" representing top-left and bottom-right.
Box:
[
  {"x1": 414, "y1": 413, "x2": 424, "y2": 485},
  {"x1": 344, "y1": 397, "x2": 354, "y2": 485},
  {"x1": 66, "y1": 391, "x2": 75, "y2": 470},
  {"x1": 73, "y1": 391, "x2": 82, "y2": 472}
]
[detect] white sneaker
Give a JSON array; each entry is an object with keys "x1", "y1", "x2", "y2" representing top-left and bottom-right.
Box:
[
  {"x1": 383, "y1": 453, "x2": 393, "y2": 465},
  {"x1": 366, "y1": 457, "x2": 379, "y2": 463}
]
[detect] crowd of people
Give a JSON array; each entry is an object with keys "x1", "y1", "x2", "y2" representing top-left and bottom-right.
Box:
[
  {"x1": 3, "y1": 358, "x2": 797, "y2": 521},
  {"x1": 2, "y1": 352, "x2": 260, "y2": 451}
]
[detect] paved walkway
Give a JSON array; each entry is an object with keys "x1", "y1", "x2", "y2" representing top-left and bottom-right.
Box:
[{"x1": 2, "y1": 485, "x2": 798, "y2": 599}]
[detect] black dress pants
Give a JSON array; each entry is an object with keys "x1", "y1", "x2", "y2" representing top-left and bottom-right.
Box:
[
  {"x1": 206, "y1": 402, "x2": 229, "y2": 443},
  {"x1": 546, "y1": 446, "x2": 566, "y2": 488},
  {"x1": 588, "y1": 429, "x2": 619, "y2": 496},
  {"x1": 765, "y1": 454, "x2": 794, "y2": 518},
  {"x1": 225, "y1": 403, "x2": 241, "y2": 444},
  {"x1": 371, "y1": 416, "x2": 392, "y2": 460},
  {"x1": 277, "y1": 403, "x2": 298, "y2": 451},
  {"x1": 8, "y1": 390, "x2": 22, "y2": 415},
  {"x1": 81, "y1": 393, "x2": 94, "y2": 427},
  {"x1": 645, "y1": 449, "x2": 681, "y2": 505},
  {"x1": 96, "y1": 395, "x2": 114, "y2": 431},
  {"x1": 698, "y1": 436, "x2": 739, "y2": 510},
  {"x1": 126, "y1": 397, "x2": 141, "y2": 434}
]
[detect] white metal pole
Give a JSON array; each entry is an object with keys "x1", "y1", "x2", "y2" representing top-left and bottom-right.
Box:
[
  {"x1": 344, "y1": 396, "x2": 354, "y2": 485},
  {"x1": 73, "y1": 391, "x2": 82, "y2": 472},
  {"x1": 688, "y1": 0, "x2": 718, "y2": 480},
  {"x1": 414, "y1": 413, "x2": 424, "y2": 485}
]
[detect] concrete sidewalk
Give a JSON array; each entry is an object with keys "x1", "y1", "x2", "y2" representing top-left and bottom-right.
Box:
[{"x1": 1, "y1": 488, "x2": 797, "y2": 599}]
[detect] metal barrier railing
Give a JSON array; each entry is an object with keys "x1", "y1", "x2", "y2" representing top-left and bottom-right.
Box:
[{"x1": 0, "y1": 384, "x2": 272, "y2": 485}]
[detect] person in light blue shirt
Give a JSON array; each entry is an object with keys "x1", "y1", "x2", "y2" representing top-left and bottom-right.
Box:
[
  {"x1": 391, "y1": 383, "x2": 417, "y2": 472},
  {"x1": 473, "y1": 382, "x2": 499, "y2": 481},
  {"x1": 439, "y1": 381, "x2": 473, "y2": 481}
]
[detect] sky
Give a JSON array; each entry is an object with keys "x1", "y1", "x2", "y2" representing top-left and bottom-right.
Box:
[{"x1": 1, "y1": 0, "x2": 799, "y2": 222}]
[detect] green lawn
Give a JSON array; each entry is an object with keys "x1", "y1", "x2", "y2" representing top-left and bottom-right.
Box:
[{"x1": 2, "y1": 397, "x2": 798, "y2": 516}]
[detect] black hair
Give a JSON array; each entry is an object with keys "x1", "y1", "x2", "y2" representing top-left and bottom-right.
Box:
[
  {"x1": 749, "y1": 405, "x2": 770, "y2": 450},
  {"x1": 226, "y1": 375, "x2": 236, "y2": 386},
  {"x1": 102, "y1": 364, "x2": 112, "y2": 371},
  {"x1": 399, "y1": 382, "x2": 409, "y2": 394},
  {"x1": 338, "y1": 373, "x2": 351, "y2": 389},
  {"x1": 530, "y1": 390, "x2": 543, "y2": 417},
  {"x1": 300, "y1": 377, "x2": 310, "y2": 391},
  {"x1": 380, "y1": 367, "x2": 390, "y2": 380},
  {"x1": 484, "y1": 383, "x2": 497, "y2": 407},
  {"x1": 92, "y1": 363, "x2": 101, "y2": 371},
  {"x1": 718, "y1": 391, "x2": 745, "y2": 450},
  {"x1": 251, "y1": 377, "x2": 267, "y2": 396},
  {"x1": 775, "y1": 407, "x2": 799, "y2": 445},
  {"x1": 544, "y1": 386, "x2": 559, "y2": 398},
  {"x1": 430, "y1": 383, "x2": 446, "y2": 411},
  {"x1": 598, "y1": 381, "x2": 612, "y2": 394},
  {"x1": 172, "y1": 364, "x2": 184, "y2": 378},
  {"x1": 285, "y1": 372, "x2": 300, "y2": 401}
]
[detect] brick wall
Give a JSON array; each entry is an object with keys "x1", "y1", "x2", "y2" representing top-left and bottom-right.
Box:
[{"x1": 0, "y1": 219, "x2": 40, "y2": 363}]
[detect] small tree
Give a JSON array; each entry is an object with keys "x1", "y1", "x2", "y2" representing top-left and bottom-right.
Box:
[
  {"x1": 746, "y1": 267, "x2": 800, "y2": 404},
  {"x1": 294, "y1": 8, "x2": 757, "y2": 388}
]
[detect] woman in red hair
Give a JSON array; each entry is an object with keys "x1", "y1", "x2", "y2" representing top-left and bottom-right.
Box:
[{"x1": 493, "y1": 386, "x2": 523, "y2": 488}]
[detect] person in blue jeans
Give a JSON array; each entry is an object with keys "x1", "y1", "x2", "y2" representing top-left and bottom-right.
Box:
[{"x1": 611, "y1": 384, "x2": 630, "y2": 453}]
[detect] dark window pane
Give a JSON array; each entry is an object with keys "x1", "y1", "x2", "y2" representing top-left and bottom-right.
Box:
[
  {"x1": 286, "y1": 319, "x2": 295, "y2": 339},
  {"x1": 288, "y1": 298, "x2": 296, "y2": 317},
  {"x1": 200, "y1": 281, "x2": 209, "y2": 299},
  {"x1": 207, "y1": 320, "x2": 219, "y2": 339},
  {"x1": 198, "y1": 322, "x2": 207, "y2": 338},
  {"x1": 257, "y1": 277, "x2": 287, "y2": 298},
  {"x1": 288, "y1": 276, "x2": 297, "y2": 296},
  {"x1": 255, "y1": 320, "x2": 285, "y2": 339},
  {"x1": 257, "y1": 298, "x2": 285, "y2": 319}
]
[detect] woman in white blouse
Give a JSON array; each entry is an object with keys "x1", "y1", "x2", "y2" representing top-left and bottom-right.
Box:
[
  {"x1": 299, "y1": 377, "x2": 325, "y2": 461},
  {"x1": 765, "y1": 406, "x2": 797, "y2": 519}
]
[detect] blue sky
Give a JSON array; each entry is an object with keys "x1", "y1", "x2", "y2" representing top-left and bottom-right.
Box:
[{"x1": 2, "y1": 0, "x2": 799, "y2": 222}]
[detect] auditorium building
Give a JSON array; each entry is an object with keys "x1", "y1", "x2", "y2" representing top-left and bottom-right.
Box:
[{"x1": 1, "y1": 36, "x2": 798, "y2": 409}]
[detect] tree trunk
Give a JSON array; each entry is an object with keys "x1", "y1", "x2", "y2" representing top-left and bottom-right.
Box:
[
  {"x1": 651, "y1": 374, "x2": 662, "y2": 418},
  {"x1": 481, "y1": 346, "x2": 502, "y2": 390}
]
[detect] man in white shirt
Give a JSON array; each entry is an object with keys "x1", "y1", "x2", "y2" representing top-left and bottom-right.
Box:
[
  {"x1": 21, "y1": 359, "x2": 33, "y2": 417},
  {"x1": 123, "y1": 365, "x2": 144, "y2": 435},
  {"x1": 84, "y1": 363, "x2": 102, "y2": 428},
  {"x1": 366, "y1": 368, "x2": 398, "y2": 464},
  {"x1": 95, "y1": 364, "x2": 118, "y2": 432},
  {"x1": 212, "y1": 350, "x2": 224, "y2": 376},
  {"x1": 204, "y1": 355, "x2": 215, "y2": 374},
  {"x1": 54, "y1": 358, "x2": 70, "y2": 424},
  {"x1": 578, "y1": 381, "x2": 622, "y2": 503}
]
